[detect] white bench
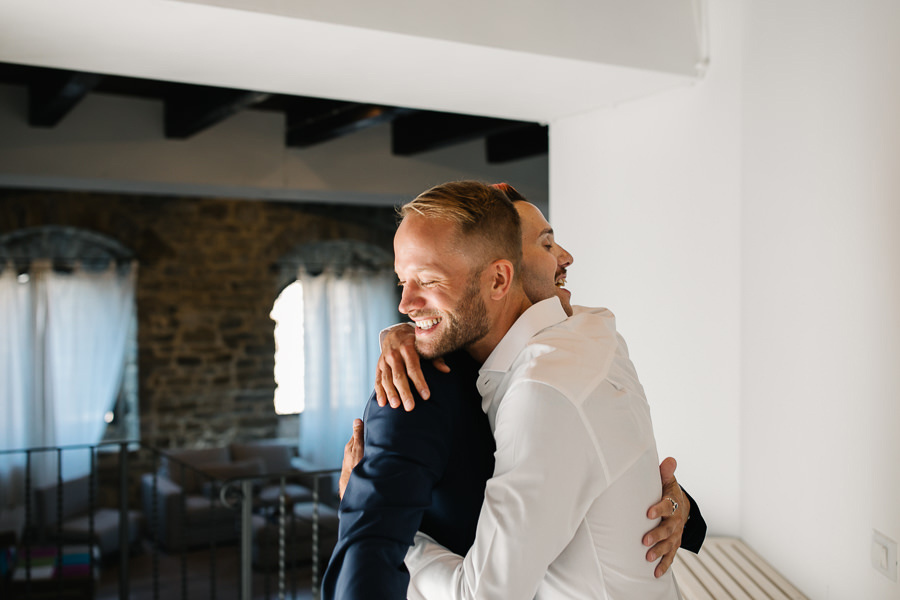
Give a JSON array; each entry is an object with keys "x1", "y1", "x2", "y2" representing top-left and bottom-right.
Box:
[{"x1": 672, "y1": 537, "x2": 808, "y2": 600}]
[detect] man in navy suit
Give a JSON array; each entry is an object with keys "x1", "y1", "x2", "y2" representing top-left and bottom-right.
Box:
[
  {"x1": 322, "y1": 183, "x2": 706, "y2": 599},
  {"x1": 322, "y1": 350, "x2": 497, "y2": 599}
]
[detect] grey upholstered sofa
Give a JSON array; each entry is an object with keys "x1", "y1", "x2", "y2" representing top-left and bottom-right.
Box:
[{"x1": 33, "y1": 474, "x2": 143, "y2": 559}]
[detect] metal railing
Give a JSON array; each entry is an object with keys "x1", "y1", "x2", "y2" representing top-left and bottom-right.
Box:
[
  {"x1": 0, "y1": 440, "x2": 135, "y2": 600},
  {"x1": 218, "y1": 468, "x2": 340, "y2": 600},
  {"x1": 0, "y1": 441, "x2": 340, "y2": 600}
]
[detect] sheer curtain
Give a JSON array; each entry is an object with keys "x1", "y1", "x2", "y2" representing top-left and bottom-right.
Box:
[
  {"x1": 299, "y1": 267, "x2": 398, "y2": 470},
  {"x1": 0, "y1": 266, "x2": 39, "y2": 508},
  {"x1": 0, "y1": 261, "x2": 136, "y2": 506}
]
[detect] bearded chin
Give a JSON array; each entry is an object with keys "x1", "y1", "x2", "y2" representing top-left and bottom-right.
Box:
[{"x1": 416, "y1": 282, "x2": 490, "y2": 359}]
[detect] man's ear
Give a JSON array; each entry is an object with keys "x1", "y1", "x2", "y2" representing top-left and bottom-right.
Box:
[{"x1": 487, "y1": 259, "x2": 515, "y2": 301}]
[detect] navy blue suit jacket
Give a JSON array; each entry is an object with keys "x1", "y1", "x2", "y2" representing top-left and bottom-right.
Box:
[{"x1": 322, "y1": 351, "x2": 495, "y2": 600}]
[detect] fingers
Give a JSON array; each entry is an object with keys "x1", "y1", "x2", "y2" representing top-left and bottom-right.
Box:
[
  {"x1": 379, "y1": 344, "x2": 426, "y2": 410},
  {"x1": 403, "y1": 349, "x2": 430, "y2": 403},
  {"x1": 645, "y1": 531, "x2": 677, "y2": 561},
  {"x1": 659, "y1": 456, "x2": 677, "y2": 485},
  {"x1": 374, "y1": 363, "x2": 388, "y2": 407},
  {"x1": 378, "y1": 343, "x2": 430, "y2": 412},
  {"x1": 376, "y1": 323, "x2": 422, "y2": 410},
  {"x1": 351, "y1": 418, "x2": 364, "y2": 444},
  {"x1": 644, "y1": 456, "x2": 686, "y2": 576},
  {"x1": 432, "y1": 357, "x2": 451, "y2": 374},
  {"x1": 390, "y1": 362, "x2": 417, "y2": 412},
  {"x1": 644, "y1": 521, "x2": 681, "y2": 578},
  {"x1": 650, "y1": 484, "x2": 687, "y2": 521},
  {"x1": 338, "y1": 419, "x2": 365, "y2": 500},
  {"x1": 650, "y1": 458, "x2": 685, "y2": 521},
  {"x1": 643, "y1": 510, "x2": 677, "y2": 547},
  {"x1": 654, "y1": 548, "x2": 677, "y2": 578},
  {"x1": 378, "y1": 355, "x2": 403, "y2": 409},
  {"x1": 394, "y1": 343, "x2": 426, "y2": 408},
  {"x1": 647, "y1": 496, "x2": 674, "y2": 521}
]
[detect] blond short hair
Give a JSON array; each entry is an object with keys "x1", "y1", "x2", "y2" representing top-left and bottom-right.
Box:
[{"x1": 399, "y1": 181, "x2": 522, "y2": 276}]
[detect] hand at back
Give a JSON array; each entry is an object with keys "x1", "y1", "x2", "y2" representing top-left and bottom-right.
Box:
[{"x1": 374, "y1": 323, "x2": 449, "y2": 411}]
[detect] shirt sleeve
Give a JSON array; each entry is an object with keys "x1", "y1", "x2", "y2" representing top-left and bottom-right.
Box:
[
  {"x1": 322, "y1": 386, "x2": 454, "y2": 600},
  {"x1": 405, "y1": 382, "x2": 602, "y2": 600}
]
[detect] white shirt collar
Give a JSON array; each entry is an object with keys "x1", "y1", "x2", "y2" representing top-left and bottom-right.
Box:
[{"x1": 477, "y1": 297, "x2": 567, "y2": 395}]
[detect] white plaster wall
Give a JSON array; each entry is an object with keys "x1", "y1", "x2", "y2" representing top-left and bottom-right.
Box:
[
  {"x1": 550, "y1": 0, "x2": 743, "y2": 537},
  {"x1": 179, "y1": 0, "x2": 701, "y2": 75},
  {"x1": 553, "y1": 0, "x2": 900, "y2": 597},
  {"x1": 741, "y1": 1, "x2": 900, "y2": 597}
]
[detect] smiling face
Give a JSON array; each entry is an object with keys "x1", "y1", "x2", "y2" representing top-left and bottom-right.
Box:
[
  {"x1": 394, "y1": 214, "x2": 491, "y2": 360},
  {"x1": 514, "y1": 201, "x2": 575, "y2": 315}
]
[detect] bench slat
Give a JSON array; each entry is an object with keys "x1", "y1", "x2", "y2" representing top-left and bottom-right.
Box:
[
  {"x1": 673, "y1": 552, "x2": 726, "y2": 600},
  {"x1": 726, "y1": 539, "x2": 808, "y2": 600},
  {"x1": 673, "y1": 537, "x2": 809, "y2": 600}
]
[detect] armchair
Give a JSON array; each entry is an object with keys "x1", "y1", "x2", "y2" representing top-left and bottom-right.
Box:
[{"x1": 33, "y1": 474, "x2": 142, "y2": 559}]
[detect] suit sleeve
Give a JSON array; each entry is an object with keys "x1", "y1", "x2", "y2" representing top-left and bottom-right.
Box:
[
  {"x1": 679, "y1": 487, "x2": 707, "y2": 553},
  {"x1": 322, "y1": 386, "x2": 454, "y2": 600}
]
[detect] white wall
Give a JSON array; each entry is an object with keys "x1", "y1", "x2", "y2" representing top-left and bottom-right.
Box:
[
  {"x1": 552, "y1": 0, "x2": 900, "y2": 598},
  {"x1": 550, "y1": 0, "x2": 743, "y2": 537},
  {"x1": 179, "y1": 0, "x2": 701, "y2": 75},
  {"x1": 741, "y1": 1, "x2": 900, "y2": 598}
]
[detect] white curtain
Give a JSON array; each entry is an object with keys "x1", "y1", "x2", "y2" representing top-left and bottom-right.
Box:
[
  {"x1": 0, "y1": 261, "x2": 136, "y2": 506},
  {"x1": 0, "y1": 266, "x2": 38, "y2": 508},
  {"x1": 299, "y1": 267, "x2": 398, "y2": 470}
]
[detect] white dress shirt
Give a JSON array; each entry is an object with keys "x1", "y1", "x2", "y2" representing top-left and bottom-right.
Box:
[{"x1": 405, "y1": 298, "x2": 681, "y2": 600}]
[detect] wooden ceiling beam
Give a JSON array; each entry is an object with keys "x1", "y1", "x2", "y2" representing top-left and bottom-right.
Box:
[
  {"x1": 485, "y1": 124, "x2": 549, "y2": 163},
  {"x1": 28, "y1": 69, "x2": 103, "y2": 128},
  {"x1": 391, "y1": 110, "x2": 529, "y2": 156},
  {"x1": 164, "y1": 84, "x2": 270, "y2": 139},
  {"x1": 286, "y1": 101, "x2": 409, "y2": 148}
]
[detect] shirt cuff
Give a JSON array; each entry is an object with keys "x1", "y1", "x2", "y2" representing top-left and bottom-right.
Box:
[{"x1": 405, "y1": 532, "x2": 460, "y2": 600}]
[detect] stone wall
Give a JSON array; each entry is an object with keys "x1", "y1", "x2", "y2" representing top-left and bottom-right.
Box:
[{"x1": 0, "y1": 188, "x2": 397, "y2": 451}]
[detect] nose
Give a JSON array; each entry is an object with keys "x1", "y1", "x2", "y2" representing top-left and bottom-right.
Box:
[
  {"x1": 557, "y1": 244, "x2": 574, "y2": 269},
  {"x1": 398, "y1": 282, "x2": 424, "y2": 315}
]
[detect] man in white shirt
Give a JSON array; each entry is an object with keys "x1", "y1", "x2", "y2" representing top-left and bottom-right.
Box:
[{"x1": 391, "y1": 180, "x2": 680, "y2": 599}]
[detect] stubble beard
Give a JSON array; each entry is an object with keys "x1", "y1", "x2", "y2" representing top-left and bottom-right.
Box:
[{"x1": 415, "y1": 279, "x2": 490, "y2": 360}]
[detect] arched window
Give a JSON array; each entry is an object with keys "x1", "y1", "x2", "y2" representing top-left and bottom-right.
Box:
[
  {"x1": 273, "y1": 240, "x2": 398, "y2": 469},
  {"x1": 270, "y1": 279, "x2": 305, "y2": 415},
  {"x1": 0, "y1": 226, "x2": 138, "y2": 502}
]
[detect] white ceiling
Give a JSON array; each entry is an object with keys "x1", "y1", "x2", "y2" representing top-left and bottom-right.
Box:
[{"x1": 0, "y1": 0, "x2": 706, "y2": 123}]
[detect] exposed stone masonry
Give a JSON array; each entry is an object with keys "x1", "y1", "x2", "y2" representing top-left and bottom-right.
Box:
[{"x1": 0, "y1": 189, "x2": 397, "y2": 453}]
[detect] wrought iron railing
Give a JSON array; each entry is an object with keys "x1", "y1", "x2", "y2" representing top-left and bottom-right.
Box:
[{"x1": 0, "y1": 441, "x2": 340, "y2": 600}]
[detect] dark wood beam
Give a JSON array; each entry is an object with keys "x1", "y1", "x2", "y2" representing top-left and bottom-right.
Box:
[
  {"x1": 486, "y1": 124, "x2": 549, "y2": 163},
  {"x1": 286, "y1": 101, "x2": 409, "y2": 147},
  {"x1": 164, "y1": 84, "x2": 270, "y2": 139},
  {"x1": 391, "y1": 110, "x2": 529, "y2": 156},
  {"x1": 28, "y1": 69, "x2": 103, "y2": 128}
]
